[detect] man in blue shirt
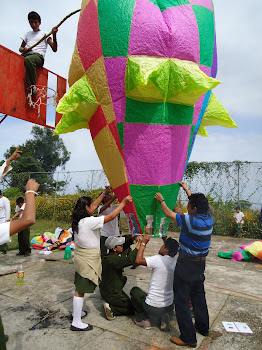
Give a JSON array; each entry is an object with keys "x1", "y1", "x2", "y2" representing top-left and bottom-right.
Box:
[{"x1": 155, "y1": 182, "x2": 213, "y2": 348}]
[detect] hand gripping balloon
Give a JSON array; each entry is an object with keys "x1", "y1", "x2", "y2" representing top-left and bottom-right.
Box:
[{"x1": 54, "y1": 0, "x2": 236, "y2": 236}]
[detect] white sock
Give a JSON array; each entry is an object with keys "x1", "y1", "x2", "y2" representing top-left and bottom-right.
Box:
[
  {"x1": 71, "y1": 296, "x2": 89, "y2": 329},
  {"x1": 71, "y1": 310, "x2": 87, "y2": 318}
]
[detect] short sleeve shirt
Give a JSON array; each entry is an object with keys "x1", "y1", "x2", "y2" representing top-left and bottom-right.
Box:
[
  {"x1": 145, "y1": 254, "x2": 177, "y2": 308},
  {"x1": 98, "y1": 204, "x2": 120, "y2": 237},
  {"x1": 0, "y1": 222, "x2": 11, "y2": 245},
  {"x1": 74, "y1": 216, "x2": 105, "y2": 249},
  {"x1": 21, "y1": 30, "x2": 49, "y2": 58},
  {"x1": 233, "y1": 212, "x2": 244, "y2": 224},
  {"x1": 176, "y1": 213, "x2": 213, "y2": 257},
  {"x1": 15, "y1": 203, "x2": 25, "y2": 218}
]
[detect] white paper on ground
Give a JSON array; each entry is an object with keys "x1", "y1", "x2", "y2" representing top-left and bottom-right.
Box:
[
  {"x1": 222, "y1": 322, "x2": 239, "y2": 332},
  {"x1": 234, "y1": 322, "x2": 253, "y2": 334},
  {"x1": 39, "y1": 250, "x2": 52, "y2": 255},
  {"x1": 222, "y1": 322, "x2": 253, "y2": 333}
]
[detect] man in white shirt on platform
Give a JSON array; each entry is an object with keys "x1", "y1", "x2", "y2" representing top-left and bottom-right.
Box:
[{"x1": 130, "y1": 235, "x2": 179, "y2": 331}]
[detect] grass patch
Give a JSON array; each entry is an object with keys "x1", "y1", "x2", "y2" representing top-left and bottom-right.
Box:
[{"x1": 6, "y1": 219, "x2": 71, "y2": 251}]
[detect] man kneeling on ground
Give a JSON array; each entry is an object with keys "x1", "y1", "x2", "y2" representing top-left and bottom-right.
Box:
[
  {"x1": 99, "y1": 235, "x2": 142, "y2": 320},
  {"x1": 130, "y1": 235, "x2": 179, "y2": 331}
]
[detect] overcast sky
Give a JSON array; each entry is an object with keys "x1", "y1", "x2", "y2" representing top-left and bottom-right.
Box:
[{"x1": 0, "y1": 0, "x2": 261, "y2": 173}]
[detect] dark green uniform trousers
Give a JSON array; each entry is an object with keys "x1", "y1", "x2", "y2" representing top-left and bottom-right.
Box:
[
  {"x1": 22, "y1": 52, "x2": 44, "y2": 87},
  {"x1": 130, "y1": 286, "x2": 174, "y2": 327},
  {"x1": 18, "y1": 227, "x2": 31, "y2": 254},
  {"x1": 0, "y1": 315, "x2": 6, "y2": 350}
]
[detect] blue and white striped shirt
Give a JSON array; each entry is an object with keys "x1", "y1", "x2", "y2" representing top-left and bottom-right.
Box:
[{"x1": 176, "y1": 213, "x2": 213, "y2": 257}]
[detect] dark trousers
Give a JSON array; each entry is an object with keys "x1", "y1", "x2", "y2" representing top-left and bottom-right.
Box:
[
  {"x1": 130, "y1": 286, "x2": 173, "y2": 327},
  {"x1": 105, "y1": 291, "x2": 134, "y2": 316},
  {"x1": 101, "y1": 276, "x2": 134, "y2": 316},
  {"x1": 22, "y1": 52, "x2": 44, "y2": 87},
  {"x1": 100, "y1": 236, "x2": 107, "y2": 259},
  {"x1": 0, "y1": 315, "x2": 6, "y2": 350},
  {"x1": 18, "y1": 228, "x2": 31, "y2": 254},
  {"x1": 0, "y1": 243, "x2": 7, "y2": 253},
  {"x1": 174, "y1": 258, "x2": 209, "y2": 344}
]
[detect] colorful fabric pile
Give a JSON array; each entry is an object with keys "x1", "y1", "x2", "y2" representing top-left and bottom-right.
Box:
[
  {"x1": 31, "y1": 227, "x2": 75, "y2": 251},
  {"x1": 218, "y1": 240, "x2": 262, "y2": 262}
]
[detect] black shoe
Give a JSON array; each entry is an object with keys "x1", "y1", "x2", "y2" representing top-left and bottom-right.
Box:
[
  {"x1": 24, "y1": 252, "x2": 31, "y2": 257},
  {"x1": 5, "y1": 334, "x2": 9, "y2": 342},
  {"x1": 70, "y1": 324, "x2": 93, "y2": 331},
  {"x1": 195, "y1": 325, "x2": 209, "y2": 336},
  {"x1": 16, "y1": 252, "x2": 24, "y2": 256},
  {"x1": 130, "y1": 264, "x2": 137, "y2": 269}
]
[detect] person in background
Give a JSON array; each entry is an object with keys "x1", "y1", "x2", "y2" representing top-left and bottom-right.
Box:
[
  {"x1": 233, "y1": 207, "x2": 244, "y2": 237},
  {"x1": 10, "y1": 197, "x2": 31, "y2": 256},
  {"x1": 0, "y1": 190, "x2": 11, "y2": 254}
]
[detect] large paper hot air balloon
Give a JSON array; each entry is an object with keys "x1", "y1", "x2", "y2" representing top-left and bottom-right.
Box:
[{"x1": 54, "y1": 0, "x2": 236, "y2": 235}]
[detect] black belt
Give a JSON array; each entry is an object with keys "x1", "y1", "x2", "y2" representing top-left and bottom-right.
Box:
[{"x1": 180, "y1": 256, "x2": 206, "y2": 262}]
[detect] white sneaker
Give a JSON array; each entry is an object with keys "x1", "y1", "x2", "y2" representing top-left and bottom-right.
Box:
[{"x1": 103, "y1": 302, "x2": 115, "y2": 320}]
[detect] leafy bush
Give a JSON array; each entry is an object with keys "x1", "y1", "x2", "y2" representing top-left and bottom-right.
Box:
[{"x1": 3, "y1": 187, "x2": 23, "y2": 199}]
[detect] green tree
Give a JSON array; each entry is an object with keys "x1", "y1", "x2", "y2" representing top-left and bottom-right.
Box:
[{"x1": 4, "y1": 126, "x2": 70, "y2": 193}]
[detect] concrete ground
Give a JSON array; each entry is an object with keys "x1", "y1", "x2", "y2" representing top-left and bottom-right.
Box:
[{"x1": 0, "y1": 233, "x2": 262, "y2": 350}]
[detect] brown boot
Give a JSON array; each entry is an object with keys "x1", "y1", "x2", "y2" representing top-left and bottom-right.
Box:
[{"x1": 170, "y1": 337, "x2": 196, "y2": 348}]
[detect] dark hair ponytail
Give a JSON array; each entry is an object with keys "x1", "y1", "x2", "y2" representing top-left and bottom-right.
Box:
[{"x1": 72, "y1": 196, "x2": 92, "y2": 236}]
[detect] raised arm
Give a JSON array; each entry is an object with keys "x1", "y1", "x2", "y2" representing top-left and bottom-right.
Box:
[
  {"x1": 179, "y1": 182, "x2": 192, "y2": 197},
  {"x1": 9, "y1": 179, "x2": 39, "y2": 236},
  {"x1": 135, "y1": 235, "x2": 150, "y2": 266},
  {"x1": 155, "y1": 193, "x2": 177, "y2": 222},
  {"x1": 2, "y1": 146, "x2": 22, "y2": 175},
  {"x1": 89, "y1": 186, "x2": 111, "y2": 214},
  {"x1": 47, "y1": 27, "x2": 58, "y2": 52},
  {"x1": 104, "y1": 196, "x2": 132, "y2": 223}
]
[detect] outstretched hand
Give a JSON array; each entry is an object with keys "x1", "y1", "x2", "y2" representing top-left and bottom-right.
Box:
[
  {"x1": 155, "y1": 192, "x2": 164, "y2": 202},
  {"x1": 122, "y1": 195, "x2": 133, "y2": 205},
  {"x1": 179, "y1": 182, "x2": 187, "y2": 190},
  {"x1": 8, "y1": 146, "x2": 22, "y2": 162},
  {"x1": 104, "y1": 186, "x2": 112, "y2": 195},
  {"x1": 141, "y1": 234, "x2": 150, "y2": 245}
]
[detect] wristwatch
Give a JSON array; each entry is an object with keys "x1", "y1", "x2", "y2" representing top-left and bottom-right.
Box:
[
  {"x1": 141, "y1": 243, "x2": 146, "y2": 247},
  {"x1": 159, "y1": 199, "x2": 165, "y2": 203}
]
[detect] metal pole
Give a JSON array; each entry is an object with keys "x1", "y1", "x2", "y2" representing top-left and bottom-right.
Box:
[
  {"x1": 237, "y1": 163, "x2": 240, "y2": 206},
  {"x1": 0, "y1": 114, "x2": 7, "y2": 125},
  {"x1": 53, "y1": 172, "x2": 59, "y2": 220},
  {"x1": 90, "y1": 170, "x2": 94, "y2": 191}
]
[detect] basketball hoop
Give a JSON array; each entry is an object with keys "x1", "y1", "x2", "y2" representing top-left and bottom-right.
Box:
[{"x1": 27, "y1": 85, "x2": 58, "y2": 117}]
